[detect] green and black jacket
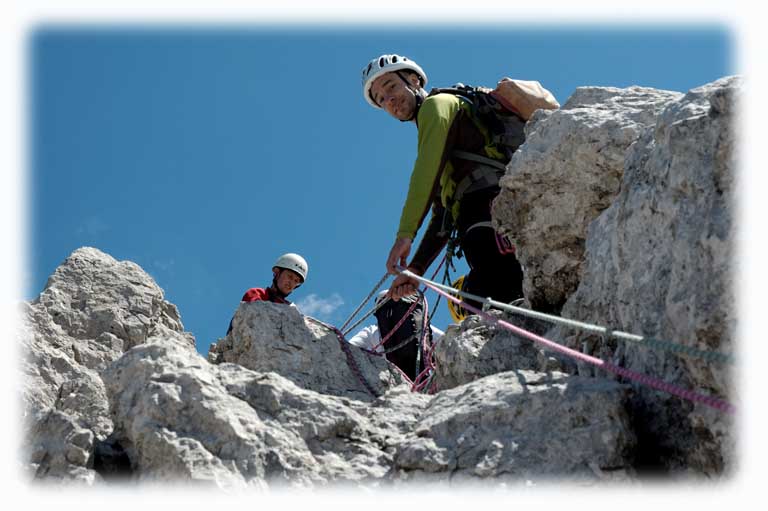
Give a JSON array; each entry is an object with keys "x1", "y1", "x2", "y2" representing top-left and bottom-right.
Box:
[{"x1": 398, "y1": 93, "x2": 509, "y2": 275}]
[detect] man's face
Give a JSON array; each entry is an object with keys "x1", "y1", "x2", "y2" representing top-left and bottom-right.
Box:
[
  {"x1": 370, "y1": 71, "x2": 420, "y2": 121},
  {"x1": 274, "y1": 268, "x2": 303, "y2": 295}
]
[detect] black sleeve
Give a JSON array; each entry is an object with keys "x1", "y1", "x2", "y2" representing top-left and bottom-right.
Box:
[{"x1": 409, "y1": 201, "x2": 450, "y2": 276}]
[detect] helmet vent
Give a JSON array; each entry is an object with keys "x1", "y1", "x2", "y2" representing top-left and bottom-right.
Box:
[{"x1": 379, "y1": 57, "x2": 385, "y2": 67}]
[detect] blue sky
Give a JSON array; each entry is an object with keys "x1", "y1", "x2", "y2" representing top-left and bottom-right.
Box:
[{"x1": 28, "y1": 25, "x2": 732, "y2": 355}]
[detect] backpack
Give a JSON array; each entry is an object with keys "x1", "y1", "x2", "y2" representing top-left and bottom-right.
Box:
[
  {"x1": 428, "y1": 78, "x2": 559, "y2": 159},
  {"x1": 492, "y1": 78, "x2": 560, "y2": 120}
]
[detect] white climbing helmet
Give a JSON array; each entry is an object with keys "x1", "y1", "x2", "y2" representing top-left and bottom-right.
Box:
[
  {"x1": 361, "y1": 54, "x2": 428, "y2": 109},
  {"x1": 273, "y1": 253, "x2": 308, "y2": 282}
]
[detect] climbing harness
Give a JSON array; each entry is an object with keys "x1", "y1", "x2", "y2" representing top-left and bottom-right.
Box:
[{"x1": 398, "y1": 267, "x2": 735, "y2": 414}]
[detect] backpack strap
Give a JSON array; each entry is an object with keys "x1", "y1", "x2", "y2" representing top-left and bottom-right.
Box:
[
  {"x1": 451, "y1": 150, "x2": 507, "y2": 204},
  {"x1": 452, "y1": 150, "x2": 507, "y2": 171}
]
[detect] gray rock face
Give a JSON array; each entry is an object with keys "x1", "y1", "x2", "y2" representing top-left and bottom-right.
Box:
[
  {"x1": 493, "y1": 86, "x2": 683, "y2": 311},
  {"x1": 33, "y1": 247, "x2": 193, "y2": 352},
  {"x1": 208, "y1": 302, "x2": 407, "y2": 400},
  {"x1": 103, "y1": 339, "x2": 634, "y2": 487},
  {"x1": 104, "y1": 340, "x2": 428, "y2": 487},
  {"x1": 433, "y1": 310, "x2": 565, "y2": 391},
  {"x1": 548, "y1": 76, "x2": 739, "y2": 475},
  {"x1": 21, "y1": 247, "x2": 196, "y2": 482},
  {"x1": 395, "y1": 371, "x2": 635, "y2": 483},
  {"x1": 22, "y1": 248, "x2": 637, "y2": 487},
  {"x1": 26, "y1": 410, "x2": 99, "y2": 484}
]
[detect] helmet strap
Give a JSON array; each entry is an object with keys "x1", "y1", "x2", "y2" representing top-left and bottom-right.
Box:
[
  {"x1": 271, "y1": 270, "x2": 290, "y2": 299},
  {"x1": 395, "y1": 71, "x2": 425, "y2": 122}
]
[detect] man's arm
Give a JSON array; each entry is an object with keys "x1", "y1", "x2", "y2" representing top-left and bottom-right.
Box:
[
  {"x1": 389, "y1": 203, "x2": 450, "y2": 299},
  {"x1": 395, "y1": 94, "x2": 461, "y2": 241},
  {"x1": 408, "y1": 201, "x2": 450, "y2": 276}
]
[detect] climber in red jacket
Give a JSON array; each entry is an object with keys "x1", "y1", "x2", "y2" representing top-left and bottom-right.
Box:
[
  {"x1": 226, "y1": 253, "x2": 309, "y2": 334},
  {"x1": 241, "y1": 252, "x2": 308, "y2": 304}
]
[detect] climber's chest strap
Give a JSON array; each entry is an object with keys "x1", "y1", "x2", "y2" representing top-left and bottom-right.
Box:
[{"x1": 451, "y1": 150, "x2": 507, "y2": 205}]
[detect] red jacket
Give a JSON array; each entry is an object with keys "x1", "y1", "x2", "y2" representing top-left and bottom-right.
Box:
[
  {"x1": 241, "y1": 287, "x2": 291, "y2": 304},
  {"x1": 226, "y1": 287, "x2": 291, "y2": 335}
]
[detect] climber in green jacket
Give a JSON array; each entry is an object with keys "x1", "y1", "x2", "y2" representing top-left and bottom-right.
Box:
[{"x1": 362, "y1": 54, "x2": 525, "y2": 310}]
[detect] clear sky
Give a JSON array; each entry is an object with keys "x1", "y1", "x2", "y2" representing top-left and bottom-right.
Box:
[{"x1": 28, "y1": 24, "x2": 732, "y2": 355}]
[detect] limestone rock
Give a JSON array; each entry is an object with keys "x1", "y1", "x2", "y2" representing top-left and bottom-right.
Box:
[
  {"x1": 33, "y1": 247, "x2": 193, "y2": 352},
  {"x1": 25, "y1": 410, "x2": 99, "y2": 485},
  {"x1": 104, "y1": 338, "x2": 635, "y2": 487},
  {"x1": 394, "y1": 370, "x2": 635, "y2": 484},
  {"x1": 433, "y1": 310, "x2": 565, "y2": 391},
  {"x1": 549, "y1": 76, "x2": 739, "y2": 475},
  {"x1": 103, "y1": 340, "x2": 428, "y2": 487},
  {"x1": 20, "y1": 247, "x2": 196, "y2": 482},
  {"x1": 493, "y1": 86, "x2": 682, "y2": 311},
  {"x1": 208, "y1": 302, "x2": 407, "y2": 401}
]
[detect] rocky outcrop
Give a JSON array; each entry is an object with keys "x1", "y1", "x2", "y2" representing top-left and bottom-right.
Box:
[
  {"x1": 20, "y1": 247, "x2": 195, "y2": 483},
  {"x1": 493, "y1": 86, "x2": 683, "y2": 312},
  {"x1": 490, "y1": 76, "x2": 738, "y2": 475},
  {"x1": 208, "y1": 303, "x2": 405, "y2": 401},
  {"x1": 104, "y1": 340, "x2": 414, "y2": 487},
  {"x1": 21, "y1": 248, "x2": 637, "y2": 487},
  {"x1": 103, "y1": 339, "x2": 634, "y2": 486},
  {"x1": 394, "y1": 370, "x2": 635, "y2": 483},
  {"x1": 545, "y1": 76, "x2": 739, "y2": 475},
  {"x1": 432, "y1": 310, "x2": 565, "y2": 391}
]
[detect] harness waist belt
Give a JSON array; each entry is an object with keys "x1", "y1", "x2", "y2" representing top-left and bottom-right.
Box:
[{"x1": 464, "y1": 221, "x2": 494, "y2": 234}]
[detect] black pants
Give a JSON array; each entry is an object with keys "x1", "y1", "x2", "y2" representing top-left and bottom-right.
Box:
[{"x1": 456, "y1": 188, "x2": 524, "y2": 310}]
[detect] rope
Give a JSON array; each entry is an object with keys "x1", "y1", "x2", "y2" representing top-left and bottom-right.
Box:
[
  {"x1": 404, "y1": 271, "x2": 733, "y2": 366},
  {"x1": 306, "y1": 317, "x2": 379, "y2": 398},
  {"x1": 370, "y1": 292, "x2": 423, "y2": 352},
  {"x1": 400, "y1": 268, "x2": 735, "y2": 415},
  {"x1": 341, "y1": 300, "x2": 386, "y2": 337},
  {"x1": 426, "y1": 254, "x2": 448, "y2": 324},
  {"x1": 416, "y1": 292, "x2": 442, "y2": 393},
  {"x1": 349, "y1": 291, "x2": 436, "y2": 394},
  {"x1": 340, "y1": 254, "x2": 445, "y2": 337},
  {"x1": 335, "y1": 255, "x2": 447, "y2": 394},
  {"x1": 339, "y1": 273, "x2": 390, "y2": 333}
]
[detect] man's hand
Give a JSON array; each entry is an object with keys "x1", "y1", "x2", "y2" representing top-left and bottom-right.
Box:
[
  {"x1": 388, "y1": 271, "x2": 420, "y2": 301},
  {"x1": 386, "y1": 237, "x2": 412, "y2": 275}
]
